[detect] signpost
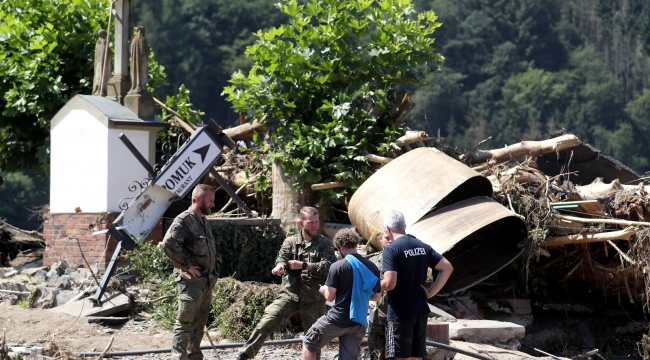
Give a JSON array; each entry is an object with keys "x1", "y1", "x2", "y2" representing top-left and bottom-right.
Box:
[{"x1": 92, "y1": 120, "x2": 251, "y2": 303}]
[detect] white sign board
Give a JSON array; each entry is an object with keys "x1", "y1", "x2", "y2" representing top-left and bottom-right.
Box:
[
  {"x1": 154, "y1": 129, "x2": 223, "y2": 198},
  {"x1": 114, "y1": 127, "x2": 224, "y2": 243}
]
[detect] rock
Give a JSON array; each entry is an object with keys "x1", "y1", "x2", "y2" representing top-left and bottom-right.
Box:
[
  {"x1": 0, "y1": 268, "x2": 7, "y2": 279},
  {"x1": 35, "y1": 286, "x2": 59, "y2": 309},
  {"x1": 4, "y1": 270, "x2": 17, "y2": 278},
  {"x1": 20, "y1": 266, "x2": 47, "y2": 277},
  {"x1": 54, "y1": 289, "x2": 80, "y2": 306},
  {"x1": 32, "y1": 269, "x2": 47, "y2": 282},
  {"x1": 10, "y1": 347, "x2": 26, "y2": 353},
  {"x1": 0, "y1": 281, "x2": 28, "y2": 292},
  {"x1": 30, "y1": 347, "x2": 44, "y2": 356},
  {"x1": 54, "y1": 260, "x2": 69, "y2": 276},
  {"x1": 16, "y1": 260, "x2": 43, "y2": 272},
  {"x1": 448, "y1": 319, "x2": 525, "y2": 344},
  {"x1": 57, "y1": 275, "x2": 72, "y2": 290}
]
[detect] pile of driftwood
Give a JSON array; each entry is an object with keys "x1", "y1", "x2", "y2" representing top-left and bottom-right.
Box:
[
  {"x1": 0, "y1": 219, "x2": 44, "y2": 267},
  {"x1": 447, "y1": 134, "x2": 650, "y2": 309}
]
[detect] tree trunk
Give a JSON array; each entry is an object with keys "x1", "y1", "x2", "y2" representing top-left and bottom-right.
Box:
[
  {"x1": 462, "y1": 134, "x2": 580, "y2": 166},
  {"x1": 271, "y1": 161, "x2": 312, "y2": 234}
]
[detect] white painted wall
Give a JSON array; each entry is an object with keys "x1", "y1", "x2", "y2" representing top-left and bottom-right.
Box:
[
  {"x1": 50, "y1": 110, "x2": 108, "y2": 213},
  {"x1": 106, "y1": 128, "x2": 151, "y2": 212}
]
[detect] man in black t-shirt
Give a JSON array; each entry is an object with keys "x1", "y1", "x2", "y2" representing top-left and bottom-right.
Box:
[
  {"x1": 381, "y1": 210, "x2": 454, "y2": 360},
  {"x1": 302, "y1": 229, "x2": 382, "y2": 360}
]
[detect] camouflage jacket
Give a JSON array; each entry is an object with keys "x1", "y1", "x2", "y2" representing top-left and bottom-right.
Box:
[
  {"x1": 367, "y1": 252, "x2": 389, "y2": 315},
  {"x1": 160, "y1": 208, "x2": 222, "y2": 281},
  {"x1": 275, "y1": 232, "x2": 336, "y2": 302}
]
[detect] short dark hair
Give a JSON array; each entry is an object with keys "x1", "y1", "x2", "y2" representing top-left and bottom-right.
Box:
[
  {"x1": 333, "y1": 228, "x2": 360, "y2": 249},
  {"x1": 299, "y1": 206, "x2": 319, "y2": 220}
]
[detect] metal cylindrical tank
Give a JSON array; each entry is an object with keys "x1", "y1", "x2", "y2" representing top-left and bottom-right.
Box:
[
  {"x1": 408, "y1": 197, "x2": 526, "y2": 294},
  {"x1": 349, "y1": 147, "x2": 493, "y2": 247}
]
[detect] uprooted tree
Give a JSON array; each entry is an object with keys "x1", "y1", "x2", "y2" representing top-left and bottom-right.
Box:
[{"x1": 223, "y1": 0, "x2": 444, "y2": 227}]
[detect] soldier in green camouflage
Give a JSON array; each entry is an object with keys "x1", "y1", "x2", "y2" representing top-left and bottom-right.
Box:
[
  {"x1": 366, "y1": 230, "x2": 392, "y2": 360},
  {"x1": 238, "y1": 206, "x2": 336, "y2": 360},
  {"x1": 160, "y1": 184, "x2": 222, "y2": 360}
]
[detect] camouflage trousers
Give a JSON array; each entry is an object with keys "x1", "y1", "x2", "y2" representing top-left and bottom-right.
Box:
[
  {"x1": 240, "y1": 294, "x2": 326, "y2": 358},
  {"x1": 172, "y1": 276, "x2": 217, "y2": 360},
  {"x1": 368, "y1": 309, "x2": 387, "y2": 360}
]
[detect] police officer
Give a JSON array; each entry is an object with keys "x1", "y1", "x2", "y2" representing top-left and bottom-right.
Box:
[
  {"x1": 238, "y1": 206, "x2": 336, "y2": 360},
  {"x1": 160, "y1": 184, "x2": 222, "y2": 360}
]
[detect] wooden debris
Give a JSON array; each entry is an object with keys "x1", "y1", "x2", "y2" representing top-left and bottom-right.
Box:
[
  {"x1": 365, "y1": 154, "x2": 393, "y2": 164},
  {"x1": 544, "y1": 228, "x2": 637, "y2": 246},
  {"x1": 311, "y1": 181, "x2": 347, "y2": 191},
  {"x1": 95, "y1": 335, "x2": 114, "y2": 360},
  {"x1": 395, "y1": 130, "x2": 427, "y2": 147},
  {"x1": 461, "y1": 134, "x2": 580, "y2": 166}
]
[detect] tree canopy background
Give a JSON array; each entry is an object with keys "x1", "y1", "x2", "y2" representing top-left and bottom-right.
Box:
[{"x1": 135, "y1": 0, "x2": 650, "y2": 175}]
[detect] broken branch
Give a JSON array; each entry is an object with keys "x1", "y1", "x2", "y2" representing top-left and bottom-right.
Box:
[
  {"x1": 543, "y1": 228, "x2": 637, "y2": 246},
  {"x1": 365, "y1": 154, "x2": 393, "y2": 164},
  {"x1": 311, "y1": 181, "x2": 348, "y2": 191},
  {"x1": 554, "y1": 214, "x2": 650, "y2": 227},
  {"x1": 95, "y1": 336, "x2": 114, "y2": 360},
  {"x1": 395, "y1": 130, "x2": 428, "y2": 147},
  {"x1": 461, "y1": 134, "x2": 580, "y2": 166}
]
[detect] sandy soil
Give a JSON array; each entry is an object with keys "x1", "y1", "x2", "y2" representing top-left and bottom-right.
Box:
[{"x1": 1, "y1": 302, "x2": 569, "y2": 360}]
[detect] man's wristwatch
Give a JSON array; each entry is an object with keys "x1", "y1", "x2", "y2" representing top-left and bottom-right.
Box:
[{"x1": 301, "y1": 261, "x2": 308, "y2": 270}]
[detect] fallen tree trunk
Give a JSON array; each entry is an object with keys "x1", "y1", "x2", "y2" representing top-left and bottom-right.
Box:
[
  {"x1": 554, "y1": 214, "x2": 650, "y2": 227},
  {"x1": 462, "y1": 134, "x2": 580, "y2": 166},
  {"x1": 223, "y1": 121, "x2": 267, "y2": 142},
  {"x1": 395, "y1": 130, "x2": 428, "y2": 147},
  {"x1": 543, "y1": 228, "x2": 637, "y2": 246}
]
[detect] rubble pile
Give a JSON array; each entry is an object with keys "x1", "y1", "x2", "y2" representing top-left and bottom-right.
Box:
[{"x1": 470, "y1": 137, "x2": 650, "y2": 307}]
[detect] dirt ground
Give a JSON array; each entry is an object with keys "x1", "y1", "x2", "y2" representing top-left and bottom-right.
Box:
[{"x1": 1, "y1": 301, "x2": 572, "y2": 360}]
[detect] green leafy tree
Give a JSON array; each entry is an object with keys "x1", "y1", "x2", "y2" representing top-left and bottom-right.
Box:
[
  {"x1": 223, "y1": 0, "x2": 443, "y2": 205},
  {"x1": 0, "y1": 171, "x2": 48, "y2": 230},
  {"x1": 0, "y1": 0, "x2": 108, "y2": 176}
]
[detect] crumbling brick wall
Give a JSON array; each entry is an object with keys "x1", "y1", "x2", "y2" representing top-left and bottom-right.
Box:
[{"x1": 42, "y1": 212, "x2": 163, "y2": 270}]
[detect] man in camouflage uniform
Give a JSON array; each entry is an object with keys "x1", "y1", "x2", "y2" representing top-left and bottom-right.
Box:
[
  {"x1": 366, "y1": 231, "x2": 392, "y2": 360},
  {"x1": 238, "y1": 206, "x2": 336, "y2": 360},
  {"x1": 160, "y1": 184, "x2": 222, "y2": 360}
]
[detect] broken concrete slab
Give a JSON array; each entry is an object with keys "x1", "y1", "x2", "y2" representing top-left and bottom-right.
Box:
[
  {"x1": 54, "y1": 290, "x2": 80, "y2": 306},
  {"x1": 4, "y1": 270, "x2": 17, "y2": 278},
  {"x1": 448, "y1": 340, "x2": 570, "y2": 359},
  {"x1": 428, "y1": 303, "x2": 456, "y2": 320},
  {"x1": 20, "y1": 266, "x2": 47, "y2": 277},
  {"x1": 49, "y1": 293, "x2": 130, "y2": 317},
  {"x1": 486, "y1": 314, "x2": 533, "y2": 327},
  {"x1": 448, "y1": 319, "x2": 525, "y2": 343}
]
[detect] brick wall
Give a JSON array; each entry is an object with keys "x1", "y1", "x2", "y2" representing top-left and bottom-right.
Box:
[{"x1": 43, "y1": 212, "x2": 163, "y2": 270}]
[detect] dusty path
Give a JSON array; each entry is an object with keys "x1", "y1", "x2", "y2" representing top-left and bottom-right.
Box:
[{"x1": 1, "y1": 302, "x2": 567, "y2": 359}]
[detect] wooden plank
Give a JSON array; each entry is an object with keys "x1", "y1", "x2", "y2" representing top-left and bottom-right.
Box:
[{"x1": 206, "y1": 218, "x2": 281, "y2": 227}]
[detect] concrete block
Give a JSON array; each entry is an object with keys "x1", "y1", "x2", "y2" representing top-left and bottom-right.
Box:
[
  {"x1": 426, "y1": 321, "x2": 449, "y2": 344},
  {"x1": 50, "y1": 293, "x2": 131, "y2": 317},
  {"x1": 448, "y1": 319, "x2": 525, "y2": 343},
  {"x1": 55, "y1": 289, "x2": 80, "y2": 306},
  {"x1": 4, "y1": 270, "x2": 17, "y2": 278},
  {"x1": 506, "y1": 298, "x2": 532, "y2": 315},
  {"x1": 30, "y1": 347, "x2": 44, "y2": 355}
]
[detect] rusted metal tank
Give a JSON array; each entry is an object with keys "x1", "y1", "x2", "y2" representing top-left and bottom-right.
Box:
[
  {"x1": 348, "y1": 147, "x2": 527, "y2": 294},
  {"x1": 349, "y1": 147, "x2": 493, "y2": 244},
  {"x1": 408, "y1": 197, "x2": 525, "y2": 293}
]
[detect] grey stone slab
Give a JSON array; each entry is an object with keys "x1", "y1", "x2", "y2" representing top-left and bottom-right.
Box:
[
  {"x1": 49, "y1": 293, "x2": 131, "y2": 317},
  {"x1": 20, "y1": 266, "x2": 47, "y2": 276},
  {"x1": 448, "y1": 319, "x2": 525, "y2": 343}
]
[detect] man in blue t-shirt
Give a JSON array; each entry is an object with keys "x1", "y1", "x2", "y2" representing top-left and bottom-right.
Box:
[
  {"x1": 381, "y1": 210, "x2": 454, "y2": 360},
  {"x1": 302, "y1": 228, "x2": 382, "y2": 360}
]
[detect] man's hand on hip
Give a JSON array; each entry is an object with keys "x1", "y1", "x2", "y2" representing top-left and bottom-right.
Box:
[{"x1": 187, "y1": 265, "x2": 201, "y2": 278}]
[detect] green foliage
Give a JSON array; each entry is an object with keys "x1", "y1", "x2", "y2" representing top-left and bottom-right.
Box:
[
  {"x1": 0, "y1": 0, "x2": 107, "y2": 176},
  {"x1": 17, "y1": 289, "x2": 36, "y2": 309},
  {"x1": 0, "y1": 171, "x2": 48, "y2": 230},
  {"x1": 212, "y1": 224, "x2": 284, "y2": 283},
  {"x1": 223, "y1": 0, "x2": 443, "y2": 205},
  {"x1": 210, "y1": 278, "x2": 285, "y2": 341},
  {"x1": 133, "y1": 0, "x2": 288, "y2": 127}
]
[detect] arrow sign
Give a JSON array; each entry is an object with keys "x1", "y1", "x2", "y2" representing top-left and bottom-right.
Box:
[
  {"x1": 153, "y1": 129, "x2": 223, "y2": 198},
  {"x1": 193, "y1": 144, "x2": 210, "y2": 163}
]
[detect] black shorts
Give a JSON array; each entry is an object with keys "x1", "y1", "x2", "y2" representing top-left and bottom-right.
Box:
[{"x1": 385, "y1": 314, "x2": 428, "y2": 358}]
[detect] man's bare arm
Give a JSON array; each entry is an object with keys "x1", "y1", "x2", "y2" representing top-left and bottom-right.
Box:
[
  {"x1": 381, "y1": 271, "x2": 397, "y2": 291},
  {"x1": 422, "y1": 258, "x2": 453, "y2": 298}
]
